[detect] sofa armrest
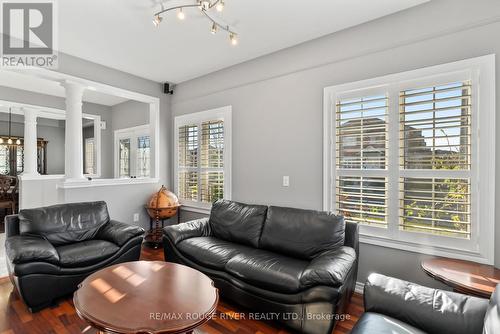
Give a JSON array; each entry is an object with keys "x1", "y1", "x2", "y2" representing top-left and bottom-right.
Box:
[
  {"x1": 163, "y1": 218, "x2": 211, "y2": 245},
  {"x1": 300, "y1": 246, "x2": 357, "y2": 288},
  {"x1": 5, "y1": 235, "x2": 59, "y2": 265},
  {"x1": 364, "y1": 273, "x2": 489, "y2": 334},
  {"x1": 344, "y1": 221, "x2": 359, "y2": 259},
  {"x1": 5, "y1": 214, "x2": 20, "y2": 238},
  {"x1": 96, "y1": 220, "x2": 145, "y2": 246}
]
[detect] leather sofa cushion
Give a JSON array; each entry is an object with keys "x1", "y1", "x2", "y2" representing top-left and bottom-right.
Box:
[
  {"x1": 5, "y1": 235, "x2": 60, "y2": 265},
  {"x1": 56, "y1": 239, "x2": 119, "y2": 268},
  {"x1": 177, "y1": 237, "x2": 252, "y2": 270},
  {"x1": 225, "y1": 248, "x2": 309, "y2": 293},
  {"x1": 19, "y1": 201, "x2": 110, "y2": 246},
  {"x1": 260, "y1": 206, "x2": 345, "y2": 260},
  {"x1": 209, "y1": 200, "x2": 267, "y2": 248},
  {"x1": 350, "y1": 312, "x2": 426, "y2": 334}
]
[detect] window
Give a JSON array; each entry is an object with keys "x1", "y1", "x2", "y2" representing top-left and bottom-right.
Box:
[
  {"x1": 114, "y1": 125, "x2": 151, "y2": 178},
  {"x1": 175, "y1": 106, "x2": 232, "y2": 211},
  {"x1": 84, "y1": 138, "x2": 95, "y2": 175},
  {"x1": 324, "y1": 56, "x2": 495, "y2": 263}
]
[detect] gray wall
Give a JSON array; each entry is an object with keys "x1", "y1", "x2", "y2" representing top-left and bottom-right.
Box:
[
  {"x1": 111, "y1": 100, "x2": 150, "y2": 131},
  {"x1": 171, "y1": 0, "x2": 500, "y2": 287}
]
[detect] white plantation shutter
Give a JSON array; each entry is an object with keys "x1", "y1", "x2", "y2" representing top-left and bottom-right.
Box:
[
  {"x1": 178, "y1": 124, "x2": 199, "y2": 201},
  {"x1": 335, "y1": 95, "x2": 389, "y2": 227},
  {"x1": 176, "y1": 110, "x2": 230, "y2": 206},
  {"x1": 400, "y1": 82, "x2": 472, "y2": 238}
]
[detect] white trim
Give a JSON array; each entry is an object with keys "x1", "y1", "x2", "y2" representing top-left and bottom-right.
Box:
[
  {"x1": 83, "y1": 114, "x2": 101, "y2": 178},
  {"x1": 113, "y1": 124, "x2": 152, "y2": 178},
  {"x1": 57, "y1": 177, "x2": 159, "y2": 189},
  {"x1": 181, "y1": 205, "x2": 212, "y2": 215},
  {"x1": 323, "y1": 55, "x2": 495, "y2": 264},
  {"x1": 174, "y1": 106, "x2": 232, "y2": 210}
]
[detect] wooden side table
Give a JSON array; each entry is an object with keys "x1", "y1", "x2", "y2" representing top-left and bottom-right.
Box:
[{"x1": 421, "y1": 257, "x2": 500, "y2": 298}]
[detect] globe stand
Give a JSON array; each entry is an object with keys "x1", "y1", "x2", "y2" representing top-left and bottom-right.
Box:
[{"x1": 144, "y1": 205, "x2": 181, "y2": 249}]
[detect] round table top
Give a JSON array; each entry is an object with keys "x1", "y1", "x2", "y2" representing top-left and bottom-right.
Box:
[
  {"x1": 421, "y1": 258, "x2": 500, "y2": 298},
  {"x1": 74, "y1": 261, "x2": 218, "y2": 334}
]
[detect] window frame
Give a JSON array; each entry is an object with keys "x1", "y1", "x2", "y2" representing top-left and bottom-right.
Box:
[
  {"x1": 113, "y1": 124, "x2": 151, "y2": 178},
  {"x1": 323, "y1": 55, "x2": 495, "y2": 264},
  {"x1": 174, "y1": 106, "x2": 232, "y2": 213},
  {"x1": 84, "y1": 137, "x2": 95, "y2": 175}
]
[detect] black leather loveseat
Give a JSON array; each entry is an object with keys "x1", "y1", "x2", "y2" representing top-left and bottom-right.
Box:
[
  {"x1": 5, "y1": 201, "x2": 145, "y2": 312},
  {"x1": 163, "y1": 199, "x2": 359, "y2": 334},
  {"x1": 351, "y1": 273, "x2": 499, "y2": 334}
]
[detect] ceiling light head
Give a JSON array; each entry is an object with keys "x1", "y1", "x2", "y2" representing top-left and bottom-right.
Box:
[
  {"x1": 177, "y1": 8, "x2": 185, "y2": 20},
  {"x1": 153, "y1": 14, "x2": 163, "y2": 27},
  {"x1": 216, "y1": 0, "x2": 224, "y2": 12},
  {"x1": 0, "y1": 138, "x2": 4, "y2": 144},
  {"x1": 229, "y1": 32, "x2": 238, "y2": 46},
  {"x1": 211, "y1": 22, "x2": 218, "y2": 34},
  {"x1": 200, "y1": 0, "x2": 210, "y2": 10},
  {"x1": 15, "y1": 138, "x2": 21, "y2": 145},
  {"x1": 7, "y1": 138, "x2": 12, "y2": 145}
]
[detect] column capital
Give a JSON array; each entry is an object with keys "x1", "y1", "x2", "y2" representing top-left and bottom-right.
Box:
[
  {"x1": 22, "y1": 107, "x2": 38, "y2": 122},
  {"x1": 61, "y1": 80, "x2": 86, "y2": 97}
]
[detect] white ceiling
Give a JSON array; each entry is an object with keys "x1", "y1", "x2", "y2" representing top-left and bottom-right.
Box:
[{"x1": 59, "y1": 0, "x2": 429, "y2": 83}]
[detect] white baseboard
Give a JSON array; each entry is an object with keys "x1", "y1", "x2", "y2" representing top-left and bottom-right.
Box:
[{"x1": 355, "y1": 281, "x2": 364, "y2": 295}]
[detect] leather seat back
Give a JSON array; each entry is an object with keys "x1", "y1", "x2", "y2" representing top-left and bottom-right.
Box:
[
  {"x1": 209, "y1": 199, "x2": 267, "y2": 248},
  {"x1": 483, "y1": 284, "x2": 500, "y2": 334},
  {"x1": 260, "y1": 206, "x2": 345, "y2": 260},
  {"x1": 19, "y1": 201, "x2": 110, "y2": 246}
]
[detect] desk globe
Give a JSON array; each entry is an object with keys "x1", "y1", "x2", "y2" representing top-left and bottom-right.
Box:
[{"x1": 144, "y1": 185, "x2": 180, "y2": 248}]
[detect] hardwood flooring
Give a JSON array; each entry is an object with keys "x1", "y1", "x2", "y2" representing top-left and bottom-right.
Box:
[{"x1": 0, "y1": 245, "x2": 363, "y2": 334}]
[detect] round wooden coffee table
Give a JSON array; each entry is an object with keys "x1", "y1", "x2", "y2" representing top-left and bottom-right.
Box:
[{"x1": 74, "y1": 261, "x2": 218, "y2": 334}]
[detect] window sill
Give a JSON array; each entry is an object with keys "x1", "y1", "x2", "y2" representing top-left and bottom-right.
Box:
[
  {"x1": 360, "y1": 233, "x2": 491, "y2": 265},
  {"x1": 57, "y1": 177, "x2": 159, "y2": 189},
  {"x1": 180, "y1": 204, "x2": 211, "y2": 215}
]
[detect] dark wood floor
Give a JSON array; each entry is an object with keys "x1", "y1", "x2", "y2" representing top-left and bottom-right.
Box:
[{"x1": 0, "y1": 245, "x2": 363, "y2": 334}]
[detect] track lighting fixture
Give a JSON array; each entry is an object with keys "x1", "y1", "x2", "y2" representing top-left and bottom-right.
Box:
[
  {"x1": 229, "y1": 32, "x2": 238, "y2": 45},
  {"x1": 152, "y1": 0, "x2": 238, "y2": 45},
  {"x1": 7, "y1": 138, "x2": 12, "y2": 145},
  {"x1": 216, "y1": 0, "x2": 224, "y2": 12},
  {"x1": 15, "y1": 138, "x2": 21, "y2": 145},
  {"x1": 152, "y1": 14, "x2": 162, "y2": 27},
  {"x1": 177, "y1": 8, "x2": 185, "y2": 20}
]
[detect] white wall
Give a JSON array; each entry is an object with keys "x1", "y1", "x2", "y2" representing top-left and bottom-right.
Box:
[{"x1": 171, "y1": 0, "x2": 500, "y2": 287}]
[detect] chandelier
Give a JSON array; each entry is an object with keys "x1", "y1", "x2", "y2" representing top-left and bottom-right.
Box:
[{"x1": 153, "y1": 0, "x2": 238, "y2": 45}]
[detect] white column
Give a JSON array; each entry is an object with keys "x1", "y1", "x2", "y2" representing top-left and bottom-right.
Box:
[
  {"x1": 22, "y1": 108, "x2": 39, "y2": 176},
  {"x1": 62, "y1": 81, "x2": 86, "y2": 181}
]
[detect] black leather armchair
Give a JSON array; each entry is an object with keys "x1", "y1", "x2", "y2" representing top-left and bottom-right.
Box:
[
  {"x1": 351, "y1": 273, "x2": 499, "y2": 334},
  {"x1": 5, "y1": 201, "x2": 145, "y2": 312},
  {"x1": 163, "y1": 200, "x2": 359, "y2": 334}
]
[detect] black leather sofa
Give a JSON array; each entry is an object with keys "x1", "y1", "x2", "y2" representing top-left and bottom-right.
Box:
[
  {"x1": 163, "y1": 199, "x2": 359, "y2": 334},
  {"x1": 351, "y1": 273, "x2": 500, "y2": 334},
  {"x1": 5, "y1": 201, "x2": 145, "y2": 312}
]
